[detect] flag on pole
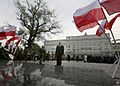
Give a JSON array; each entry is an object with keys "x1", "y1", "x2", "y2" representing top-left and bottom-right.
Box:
[
  {"x1": 0, "y1": 27, "x2": 6, "y2": 40},
  {"x1": 101, "y1": 0, "x2": 120, "y2": 15},
  {"x1": 6, "y1": 36, "x2": 21, "y2": 45},
  {"x1": 105, "y1": 13, "x2": 120, "y2": 30},
  {"x1": 4, "y1": 25, "x2": 16, "y2": 36},
  {"x1": 73, "y1": 0, "x2": 105, "y2": 32},
  {"x1": 96, "y1": 19, "x2": 107, "y2": 36},
  {"x1": 15, "y1": 39, "x2": 21, "y2": 46}
]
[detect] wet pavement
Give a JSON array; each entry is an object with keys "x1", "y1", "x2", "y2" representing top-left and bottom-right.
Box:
[{"x1": 0, "y1": 60, "x2": 117, "y2": 86}]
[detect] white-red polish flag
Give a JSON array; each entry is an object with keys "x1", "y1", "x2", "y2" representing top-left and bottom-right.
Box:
[
  {"x1": 105, "y1": 13, "x2": 120, "y2": 30},
  {"x1": 0, "y1": 27, "x2": 6, "y2": 40},
  {"x1": 96, "y1": 19, "x2": 107, "y2": 36},
  {"x1": 15, "y1": 39, "x2": 21, "y2": 46},
  {"x1": 6, "y1": 36, "x2": 21, "y2": 45},
  {"x1": 73, "y1": 0, "x2": 105, "y2": 32},
  {"x1": 101, "y1": 0, "x2": 120, "y2": 15},
  {"x1": 4, "y1": 25, "x2": 16, "y2": 36}
]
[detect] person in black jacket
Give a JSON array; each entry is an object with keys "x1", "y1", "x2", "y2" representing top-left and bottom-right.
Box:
[{"x1": 55, "y1": 42, "x2": 64, "y2": 66}]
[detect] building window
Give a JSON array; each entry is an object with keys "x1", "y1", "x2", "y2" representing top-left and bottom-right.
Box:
[
  {"x1": 68, "y1": 45, "x2": 70, "y2": 48},
  {"x1": 105, "y1": 43, "x2": 107, "y2": 45},
  {"x1": 98, "y1": 44, "x2": 100, "y2": 46}
]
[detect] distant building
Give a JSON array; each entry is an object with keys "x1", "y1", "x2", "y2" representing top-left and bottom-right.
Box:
[
  {"x1": 44, "y1": 33, "x2": 113, "y2": 57},
  {"x1": 112, "y1": 43, "x2": 120, "y2": 54}
]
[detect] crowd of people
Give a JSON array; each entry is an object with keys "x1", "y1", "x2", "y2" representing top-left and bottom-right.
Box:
[
  {"x1": 0, "y1": 41, "x2": 117, "y2": 65},
  {"x1": 86, "y1": 55, "x2": 116, "y2": 64},
  {"x1": 65, "y1": 54, "x2": 117, "y2": 64}
]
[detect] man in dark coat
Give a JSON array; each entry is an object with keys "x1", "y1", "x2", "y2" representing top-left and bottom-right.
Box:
[{"x1": 55, "y1": 42, "x2": 64, "y2": 66}]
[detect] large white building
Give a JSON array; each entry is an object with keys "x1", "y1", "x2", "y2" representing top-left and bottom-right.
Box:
[{"x1": 44, "y1": 33, "x2": 113, "y2": 57}]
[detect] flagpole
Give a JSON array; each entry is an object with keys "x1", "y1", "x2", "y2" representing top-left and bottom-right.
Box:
[
  {"x1": 98, "y1": 0, "x2": 120, "y2": 78},
  {"x1": 96, "y1": 21, "x2": 118, "y2": 74},
  {"x1": 96, "y1": 21, "x2": 113, "y2": 50},
  {"x1": 97, "y1": 0, "x2": 117, "y2": 54}
]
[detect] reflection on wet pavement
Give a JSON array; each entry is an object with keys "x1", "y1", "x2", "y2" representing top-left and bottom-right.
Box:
[{"x1": 0, "y1": 61, "x2": 115, "y2": 86}]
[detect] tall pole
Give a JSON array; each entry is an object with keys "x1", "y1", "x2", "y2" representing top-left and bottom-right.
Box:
[
  {"x1": 96, "y1": 22, "x2": 112, "y2": 46},
  {"x1": 98, "y1": 0, "x2": 120, "y2": 78},
  {"x1": 97, "y1": 0, "x2": 119, "y2": 78},
  {"x1": 96, "y1": 20, "x2": 114, "y2": 57}
]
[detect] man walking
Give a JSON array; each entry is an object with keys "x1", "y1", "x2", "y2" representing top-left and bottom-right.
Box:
[{"x1": 55, "y1": 42, "x2": 64, "y2": 66}]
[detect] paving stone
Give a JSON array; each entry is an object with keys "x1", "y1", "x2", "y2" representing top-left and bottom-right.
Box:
[{"x1": 0, "y1": 61, "x2": 117, "y2": 86}]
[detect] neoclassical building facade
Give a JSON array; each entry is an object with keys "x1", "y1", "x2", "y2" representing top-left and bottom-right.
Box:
[{"x1": 44, "y1": 33, "x2": 113, "y2": 57}]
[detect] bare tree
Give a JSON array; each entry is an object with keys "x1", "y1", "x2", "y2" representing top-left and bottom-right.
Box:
[{"x1": 15, "y1": 0, "x2": 61, "y2": 48}]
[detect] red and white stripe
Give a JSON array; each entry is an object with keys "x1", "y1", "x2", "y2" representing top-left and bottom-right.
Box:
[
  {"x1": 6, "y1": 36, "x2": 21, "y2": 45},
  {"x1": 0, "y1": 27, "x2": 6, "y2": 40},
  {"x1": 101, "y1": 0, "x2": 120, "y2": 15},
  {"x1": 105, "y1": 13, "x2": 120, "y2": 30},
  {"x1": 4, "y1": 25, "x2": 16, "y2": 36},
  {"x1": 73, "y1": 0, "x2": 105, "y2": 32},
  {"x1": 96, "y1": 19, "x2": 107, "y2": 36}
]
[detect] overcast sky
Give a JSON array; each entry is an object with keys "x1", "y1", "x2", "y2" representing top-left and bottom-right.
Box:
[{"x1": 0, "y1": 0, "x2": 120, "y2": 41}]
